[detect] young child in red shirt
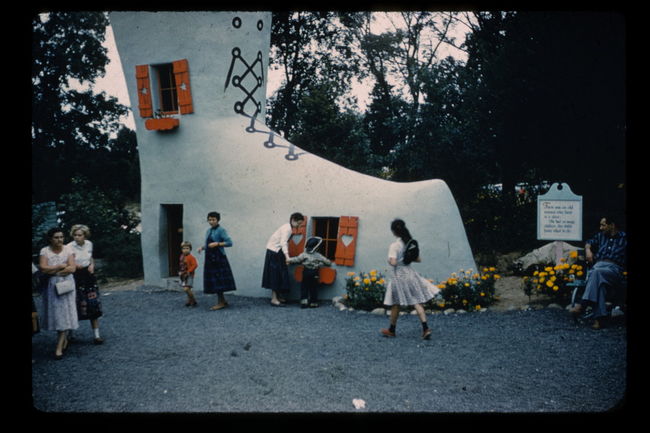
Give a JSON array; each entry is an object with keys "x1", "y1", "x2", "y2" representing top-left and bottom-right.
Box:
[{"x1": 179, "y1": 241, "x2": 199, "y2": 307}]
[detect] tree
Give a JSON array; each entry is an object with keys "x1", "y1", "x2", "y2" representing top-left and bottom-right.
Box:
[
  {"x1": 267, "y1": 12, "x2": 359, "y2": 140},
  {"x1": 32, "y1": 12, "x2": 130, "y2": 202}
]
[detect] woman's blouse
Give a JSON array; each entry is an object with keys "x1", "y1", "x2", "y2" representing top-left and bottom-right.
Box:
[
  {"x1": 388, "y1": 238, "x2": 406, "y2": 265},
  {"x1": 67, "y1": 240, "x2": 93, "y2": 267},
  {"x1": 40, "y1": 245, "x2": 75, "y2": 268},
  {"x1": 265, "y1": 223, "x2": 292, "y2": 257},
  {"x1": 205, "y1": 225, "x2": 233, "y2": 255}
]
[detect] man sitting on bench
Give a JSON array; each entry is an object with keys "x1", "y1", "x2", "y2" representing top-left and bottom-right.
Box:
[{"x1": 569, "y1": 216, "x2": 627, "y2": 329}]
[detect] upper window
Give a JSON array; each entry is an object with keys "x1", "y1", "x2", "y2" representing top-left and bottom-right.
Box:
[
  {"x1": 154, "y1": 63, "x2": 178, "y2": 114},
  {"x1": 135, "y1": 59, "x2": 194, "y2": 119}
]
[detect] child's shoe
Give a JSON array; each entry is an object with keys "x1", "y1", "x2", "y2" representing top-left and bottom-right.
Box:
[{"x1": 300, "y1": 299, "x2": 309, "y2": 309}]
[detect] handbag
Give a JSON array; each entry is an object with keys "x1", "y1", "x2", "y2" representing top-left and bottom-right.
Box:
[{"x1": 55, "y1": 279, "x2": 75, "y2": 296}]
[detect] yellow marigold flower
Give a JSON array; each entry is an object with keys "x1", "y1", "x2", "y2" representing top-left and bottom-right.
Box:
[
  {"x1": 354, "y1": 276, "x2": 361, "y2": 281},
  {"x1": 363, "y1": 278, "x2": 371, "y2": 285},
  {"x1": 560, "y1": 257, "x2": 566, "y2": 263},
  {"x1": 473, "y1": 274, "x2": 480, "y2": 279},
  {"x1": 483, "y1": 268, "x2": 489, "y2": 272},
  {"x1": 489, "y1": 267, "x2": 496, "y2": 272},
  {"x1": 355, "y1": 282, "x2": 360, "y2": 286},
  {"x1": 371, "y1": 276, "x2": 377, "y2": 282},
  {"x1": 378, "y1": 279, "x2": 385, "y2": 285},
  {"x1": 569, "y1": 251, "x2": 578, "y2": 258},
  {"x1": 464, "y1": 283, "x2": 470, "y2": 287},
  {"x1": 475, "y1": 305, "x2": 481, "y2": 310},
  {"x1": 347, "y1": 272, "x2": 355, "y2": 277},
  {"x1": 438, "y1": 302, "x2": 445, "y2": 308},
  {"x1": 546, "y1": 280, "x2": 554, "y2": 288},
  {"x1": 370, "y1": 270, "x2": 377, "y2": 276},
  {"x1": 462, "y1": 299, "x2": 468, "y2": 305},
  {"x1": 533, "y1": 271, "x2": 539, "y2": 276},
  {"x1": 552, "y1": 286, "x2": 559, "y2": 291},
  {"x1": 480, "y1": 292, "x2": 485, "y2": 297},
  {"x1": 539, "y1": 277, "x2": 545, "y2": 283},
  {"x1": 494, "y1": 275, "x2": 501, "y2": 279},
  {"x1": 576, "y1": 271, "x2": 583, "y2": 277}
]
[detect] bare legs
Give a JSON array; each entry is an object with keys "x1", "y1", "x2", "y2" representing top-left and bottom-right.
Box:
[{"x1": 382, "y1": 304, "x2": 431, "y2": 339}]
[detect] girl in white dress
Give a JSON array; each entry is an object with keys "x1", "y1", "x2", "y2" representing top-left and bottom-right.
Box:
[
  {"x1": 39, "y1": 228, "x2": 79, "y2": 359},
  {"x1": 381, "y1": 219, "x2": 439, "y2": 340}
]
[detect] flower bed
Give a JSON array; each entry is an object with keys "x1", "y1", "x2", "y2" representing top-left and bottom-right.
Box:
[
  {"x1": 521, "y1": 251, "x2": 585, "y2": 303},
  {"x1": 342, "y1": 268, "x2": 500, "y2": 313}
]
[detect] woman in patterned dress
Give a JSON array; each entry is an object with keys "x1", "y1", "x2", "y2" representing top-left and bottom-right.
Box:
[
  {"x1": 67, "y1": 225, "x2": 104, "y2": 344},
  {"x1": 197, "y1": 212, "x2": 237, "y2": 310},
  {"x1": 39, "y1": 228, "x2": 79, "y2": 359},
  {"x1": 380, "y1": 219, "x2": 439, "y2": 340}
]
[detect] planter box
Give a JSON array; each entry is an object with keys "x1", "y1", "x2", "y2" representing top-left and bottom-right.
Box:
[{"x1": 145, "y1": 117, "x2": 179, "y2": 131}]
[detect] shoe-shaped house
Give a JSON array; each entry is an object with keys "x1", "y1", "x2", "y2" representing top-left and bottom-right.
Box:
[{"x1": 110, "y1": 11, "x2": 476, "y2": 298}]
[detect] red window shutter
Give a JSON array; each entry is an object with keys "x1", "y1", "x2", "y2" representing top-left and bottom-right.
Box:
[
  {"x1": 288, "y1": 217, "x2": 307, "y2": 257},
  {"x1": 172, "y1": 59, "x2": 194, "y2": 114},
  {"x1": 135, "y1": 65, "x2": 153, "y2": 118},
  {"x1": 334, "y1": 216, "x2": 359, "y2": 266}
]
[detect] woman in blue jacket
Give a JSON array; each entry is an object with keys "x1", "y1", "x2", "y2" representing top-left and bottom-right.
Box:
[{"x1": 197, "y1": 212, "x2": 237, "y2": 310}]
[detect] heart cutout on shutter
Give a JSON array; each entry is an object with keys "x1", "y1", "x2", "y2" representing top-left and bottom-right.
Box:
[
  {"x1": 291, "y1": 234, "x2": 303, "y2": 245},
  {"x1": 341, "y1": 234, "x2": 354, "y2": 247}
]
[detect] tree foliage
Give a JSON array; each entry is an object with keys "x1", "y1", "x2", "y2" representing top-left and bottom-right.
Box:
[
  {"x1": 268, "y1": 11, "x2": 626, "y2": 253},
  {"x1": 32, "y1": 12, "x2": 134, "y2": 203}
]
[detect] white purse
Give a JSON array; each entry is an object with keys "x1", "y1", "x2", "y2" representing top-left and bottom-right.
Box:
[{"x1": 55, "y1": 279, "x2": 75, "y2": 296}]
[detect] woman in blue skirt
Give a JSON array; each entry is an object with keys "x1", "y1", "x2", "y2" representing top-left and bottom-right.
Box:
[{"x1": 197, "y1": 212, "x2": 236, "y2": 310}]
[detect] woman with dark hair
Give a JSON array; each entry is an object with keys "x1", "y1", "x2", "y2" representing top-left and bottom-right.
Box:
[
  {"x1": 197, "y1": 212, "x2": 237, "y2": 310},
  {"x1": 38, "y1": 227, "x2": 79, "y2": 359},
  {"x1": 381, "y1": 219, "x2": 439, "y2": 340},
  {"x1": 262, "y1": 212, "x2": 305, "y2": 306}
]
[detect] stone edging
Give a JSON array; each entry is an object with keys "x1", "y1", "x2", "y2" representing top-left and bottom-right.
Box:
[{"x1": 330, "y1": 296, "x2": 625, "y2": 316}]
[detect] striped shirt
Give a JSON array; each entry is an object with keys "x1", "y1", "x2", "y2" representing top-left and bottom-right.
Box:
[{"x1": 586, "y1": 231, "x2": 627, "y2": 267}]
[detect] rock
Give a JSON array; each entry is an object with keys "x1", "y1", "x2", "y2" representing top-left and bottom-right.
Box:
[
  {"x1": 443, "y1": 308, "x2": 455, "y2": 315},
  {"x1": 547, "y1": 303, "x2": 562, "y2": 309},
  {"x1": 332, "y1": 296, "x2": 343, "y2": 305},
  {"x1": 456, "y1": 309, "x2": 467, "y2": 314},
  {"x1": 371, "y1": 308, "x2": 385, "y2": 315}
]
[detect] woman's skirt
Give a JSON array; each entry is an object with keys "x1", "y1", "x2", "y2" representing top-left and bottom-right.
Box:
[
  {"x1": 261, "y1": 249, "x2": 290, "y2": 293},
  {"x1": 73, "y1": 267, "x2": 103, "y2": 321},
  {"x1": 383, "y1": 265, "x2": 440, "y2": 306},
  {"x1": 203, "y1": 248, "x2": 237, "y2": 294},
  {"x1": 41, "y1": 275, "x2": 79, "y2": 332}
]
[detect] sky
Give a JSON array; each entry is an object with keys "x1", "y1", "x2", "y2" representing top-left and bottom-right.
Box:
[{"x1": 93, "y1": 12, "x2": 471, "y2": 132}]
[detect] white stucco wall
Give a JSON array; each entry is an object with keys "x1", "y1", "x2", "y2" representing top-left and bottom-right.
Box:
[{"x1": 110, "y1": 11, "x2": 476, "y2": 300}]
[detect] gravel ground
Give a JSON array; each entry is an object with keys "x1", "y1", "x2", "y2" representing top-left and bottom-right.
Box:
[{"x1": 31, "y1": 287, "x2": 628, "y2": 413}]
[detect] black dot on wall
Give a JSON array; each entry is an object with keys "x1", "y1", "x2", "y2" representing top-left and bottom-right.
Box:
[
  {"x1": 257, "y1": 20, "x2": 263, "y2": 31},
  {"x1": 233, "y1": 17, "x2": 241, "y2": 28}
]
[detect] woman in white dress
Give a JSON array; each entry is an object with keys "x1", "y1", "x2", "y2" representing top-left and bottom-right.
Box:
[
  {"x1": 381, "y1": 219, "x2": 439, "y2": 340},
  {"x1": 39, "y1": 227, "x2": 79, "y2": 359}
]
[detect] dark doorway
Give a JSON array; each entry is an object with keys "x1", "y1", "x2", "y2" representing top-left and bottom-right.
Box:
[{"x1": 162, "y1": 204, "x2": 183, "y2": 277}]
